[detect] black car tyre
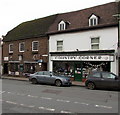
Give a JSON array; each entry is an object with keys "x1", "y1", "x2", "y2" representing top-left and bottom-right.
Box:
[
  {"x1": 31, "y1": 78, "x2": 38, "y2": 84},
  {"x1": 55, "y1": 80, "x2": 62, "y2": 87},
  {"x1": 87, "y1": 82, "x2": 95, "y2": 90}
]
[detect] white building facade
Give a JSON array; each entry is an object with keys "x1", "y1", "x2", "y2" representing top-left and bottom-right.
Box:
[{"x1": 48, "y1": 2, "x2": 119, "y2": 81}]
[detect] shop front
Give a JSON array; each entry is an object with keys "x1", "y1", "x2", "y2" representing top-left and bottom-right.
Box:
[{"x1": 50, "y1": 50, "x2": 115, "y2": 81}]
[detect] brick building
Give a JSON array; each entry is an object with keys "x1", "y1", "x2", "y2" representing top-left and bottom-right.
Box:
[{"x1": 2, "y1": 15, "x2": 57, "y2": 76}]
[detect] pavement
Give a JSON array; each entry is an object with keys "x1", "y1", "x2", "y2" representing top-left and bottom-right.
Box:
[{"x1": 1, "y1": 75, "x2": 85, "y2": 87}]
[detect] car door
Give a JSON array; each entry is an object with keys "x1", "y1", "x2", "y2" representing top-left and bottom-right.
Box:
[
  {"x1": 43, "y1": 71, "x2": 55, "y2": 84},
  {"x1": 90, "y1": 72, "x2": 102, "y2": 88},
  {"x1": 101, "y1": 72, "x2": 118, "y2": 89},
  {"x1": 35, "y1": 72, "x2": 44, "y2": 83}
]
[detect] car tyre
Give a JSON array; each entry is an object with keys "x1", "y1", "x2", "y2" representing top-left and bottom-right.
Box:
[
  {"x1": 87, "y1": 82, "x2": 95, "y2": 90},
  {"x1": 31, "y1": 78, "x2": 38, "y2": 84},
  {"x1": 55, "y1": 80, "x2": 62, "y2": 87}
]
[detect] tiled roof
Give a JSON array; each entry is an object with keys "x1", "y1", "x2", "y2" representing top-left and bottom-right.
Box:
[
  {"x1": 48, "y1": 2, "x2": 118, "y2": 34},
  {"x1": 3, "y1": 14, "x2": 57, "y2": 42},
  {"x1": 3, "y1": 2, "x2": 119, "y2": 42}
]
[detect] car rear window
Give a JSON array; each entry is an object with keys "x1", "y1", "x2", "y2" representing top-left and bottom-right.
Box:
[{"x1": 102, "y1": 72, "x2": 116, "y2": 79}]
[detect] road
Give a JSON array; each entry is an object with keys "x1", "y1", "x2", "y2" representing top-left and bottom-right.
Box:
[{"x1": 1, "y1": 79, "x2": 119, "y2": 114}]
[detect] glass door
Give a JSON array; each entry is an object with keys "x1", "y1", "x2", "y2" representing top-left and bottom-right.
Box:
[{"x1": 74, "y1": 62, "x2": 83, "y2": 81}]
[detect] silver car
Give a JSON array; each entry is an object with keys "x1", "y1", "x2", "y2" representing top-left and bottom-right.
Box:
[{"x1": 28, "y1": 71, "x2": 72, "y2": 87}]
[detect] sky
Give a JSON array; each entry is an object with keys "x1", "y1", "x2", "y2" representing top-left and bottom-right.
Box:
[{"x1": 0, "y1": 0, "x2": 115, "y2": 38}]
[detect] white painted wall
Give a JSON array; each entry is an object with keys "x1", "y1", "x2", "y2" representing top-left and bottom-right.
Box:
[
  {"x1": 49, "y1": 27, "x2": 118, "y2": 52},
  {"x1": 0, "y1": 38, "x2": 2, "y2": 76},
  {"x1": 49, "y1": 27, "x2": 118, "y2": 75}
]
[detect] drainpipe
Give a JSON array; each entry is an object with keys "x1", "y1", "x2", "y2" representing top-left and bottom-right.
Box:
[{"x1": 113, "y1": 0, "x2": 120, "y2": 76}]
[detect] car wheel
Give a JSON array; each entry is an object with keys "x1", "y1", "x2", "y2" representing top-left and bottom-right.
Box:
[
  {"x1": 31, "y1": 78, "x2": 38, "y2": 84},
  {"x1": 55, "y1": 80, "x2": 62, "y2": 87},
  {"x1": 87, "y1": 82, "x2": 95, "y2": 90}
]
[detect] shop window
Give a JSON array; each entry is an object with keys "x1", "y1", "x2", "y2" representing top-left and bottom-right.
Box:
[
  {"x1": 57, "y1": 41, "x2": 63, "y2": 51},
  {"x1": 19, "y1": 42, "x2": 25, "y2": 52},
  {"x1": 32, "y1": 41, "x2": 39, "y2": 51},
  {"x1": 9, "y1": 44, "x2": 13, "y2": 53},
  {"x1": 89, "y1": 14, "x2": 98, "y2": 26},
  {"x1": 10, "y1": 63, "x2": 19, "y2": 72},
  {"x1": 91, "y1": 37, "x2": 100, "y2": 50}
]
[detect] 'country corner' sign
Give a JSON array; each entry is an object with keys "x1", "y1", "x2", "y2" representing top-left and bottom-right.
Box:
[{"x1": 51, "y1": 55, "x2": 114, "y2": 61}]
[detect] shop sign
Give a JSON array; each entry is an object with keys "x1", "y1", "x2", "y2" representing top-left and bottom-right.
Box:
[
  {"x1": 4, "y1": 57, "x2": 9, "y2": 61},
  {"x1": 51, "y1": 55, "x2": 114, "y2": 61}
]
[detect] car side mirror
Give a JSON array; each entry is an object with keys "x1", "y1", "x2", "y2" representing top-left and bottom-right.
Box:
[
  {"x1": 50, "y1": 73, "x2": 52, "y2": 77},
  {"x1": 115, "y1": 76, "x2": 118, "y2": 80}
]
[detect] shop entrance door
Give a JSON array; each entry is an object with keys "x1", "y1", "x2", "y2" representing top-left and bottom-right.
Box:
[
  {"x1": 4, "y1": 63, "x2": 8, "y2": 74},
  {"x1": 74, "y1": 62, "x2": 83, "y2": 81}
]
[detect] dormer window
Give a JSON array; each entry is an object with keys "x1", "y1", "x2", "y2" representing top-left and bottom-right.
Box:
[
  {"x1": 58, "y1": 21, "x2": 66, "y2": 31},
  {"x1": 89, "y1": 14, "x2": 98, "y2": 26}
]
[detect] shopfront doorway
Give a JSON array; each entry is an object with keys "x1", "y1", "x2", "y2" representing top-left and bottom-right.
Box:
[
  {"x1": 74, "y1": 62, "x2": 83, "y2": 81},
  {"x1": 3, "y1": 63, "x2": 8, "y2": 74}
]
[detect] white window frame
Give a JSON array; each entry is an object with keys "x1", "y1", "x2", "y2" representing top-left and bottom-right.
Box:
[
  {"x1": 9, "y1": 44, "x2": 13, "y2": 53},
  {"x1": 32, "y1": 41, "x2": 39, "y2": 51},
  {"x1": 89, "y1": 14, "x2": 98, "y2": 26},
  {"x1": 19, "y1": 42, "x2": 25, "y2": 52},
  {"x1": 58, "y1": 21, "x2": 66, "y2": 31},
  {"x1": 91, "y1": 37, "x2": 100, "y2": 50},
  {"x1": 57, "y1": 40, "x2": 63, "y2": 51}
]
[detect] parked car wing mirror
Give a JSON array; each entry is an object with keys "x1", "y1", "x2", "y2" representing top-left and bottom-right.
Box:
[
  {"x1": 50, "y1": 73, "x2": 52, "y2": 77},
  {"x1": 115, "y1": 76, "x2": 118, "y2": 80}
]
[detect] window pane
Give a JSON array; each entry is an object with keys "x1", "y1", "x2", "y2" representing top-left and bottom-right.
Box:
[
  {"x1": 57, "y1": 41, "x2": 63, "y2": 45},
  {"x1": 91, "y1": 44, "x2": 99, "y2": 49},
  {"x1": 20, "y1": 43, "x2": 25, "y2": 51},
  {"x1": 9, "y1": 44, "x2": 13, "y2": 52},
  {"x1": 91, "y1": 38, "x2": 99, "y2": 43},
  {"x1": 57, "y1": 46, "x2": 62, "y2": 51},
  {"x1": 57, "y1": 41, "x2": 63, "y2": 51},
  {"x1": 102, "y1": 73, "x2": 116, "y2": 79},
  {"x1": 92, "y1": 73, "x2": 101, "y2": 78},
  {"x1": 90, "y1": 19, "x2": 93, "y2": 26},
  {"x1": 33, "y1": 41, "x2": 39, "y2": 51}
]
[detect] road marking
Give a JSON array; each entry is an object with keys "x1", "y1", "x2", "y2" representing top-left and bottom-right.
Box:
[
  {"x1": 38, "y1": 106, "x2": 55, "y2": 112},
  {"x1": 95, "y1": 104, "x2": 112, "y2": 109},
  {"x1": 6, "y1": 101, "x2": 17, "y2": 105},
  {"x1": 56, "y1": 99, "x2": 70, "y2": 103},
  {"x1": 74, "y1": 102, "x2": 89, "y2": 106},
  {"x1": 40, "y1": 97, "x2": 52, "y2": 100},
  {"x1": 0, "y1": 91, "x2": 5, "y2": 94},
  {"x1": 28, "y1": 105, "x2": 35, "y2": 108},
  {"x1": 0, "y1": 99, "x2": 4, "y2": 102},
  {"x1": 27, "y1": 95, "x2": 38, "y2": 98},
  {"x1": 61, "y1": 110, "x2": 72, "y2": 113},
  {"x1": 17, "y1": 93, "x2": 25, "y2": 96},
  {"x1": 7, "y1": 92, "x2": 15, "y2": 94}
]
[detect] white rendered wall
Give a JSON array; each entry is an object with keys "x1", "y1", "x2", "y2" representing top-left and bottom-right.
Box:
[
  {"x1": 49, "y1": 27, "x2": 118, "y2": 74},
  {"x1": 49, "y1": 27, "x2": 118, "y2": 52}
]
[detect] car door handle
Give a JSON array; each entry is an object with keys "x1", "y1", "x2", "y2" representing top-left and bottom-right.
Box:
[{"x1": 101, "y1": 79, "x2": 104, "y2": 80}]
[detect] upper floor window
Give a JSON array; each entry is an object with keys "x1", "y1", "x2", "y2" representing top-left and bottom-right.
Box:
[
  {"x1": 58, "y1": 21, "x2": 66, "y2": 31},
  {"x1": 32, "y1": 41, "x2": 39, "y2": 51},
  {"x1": 89, "y1": 14, "x2": 98, "y2": 26},
  {"x1": 57, "y1": 40, "x2": 63, "y2": 51},
  {"x1": 19, "y1": 42, "x2": 25, "y2": 52},
  {"x1": 91, "y1": 37, "x2": 100, "y2": 50},
  {"x1": 9, "y1": 44, "x2": 13, "y2": 53}
]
